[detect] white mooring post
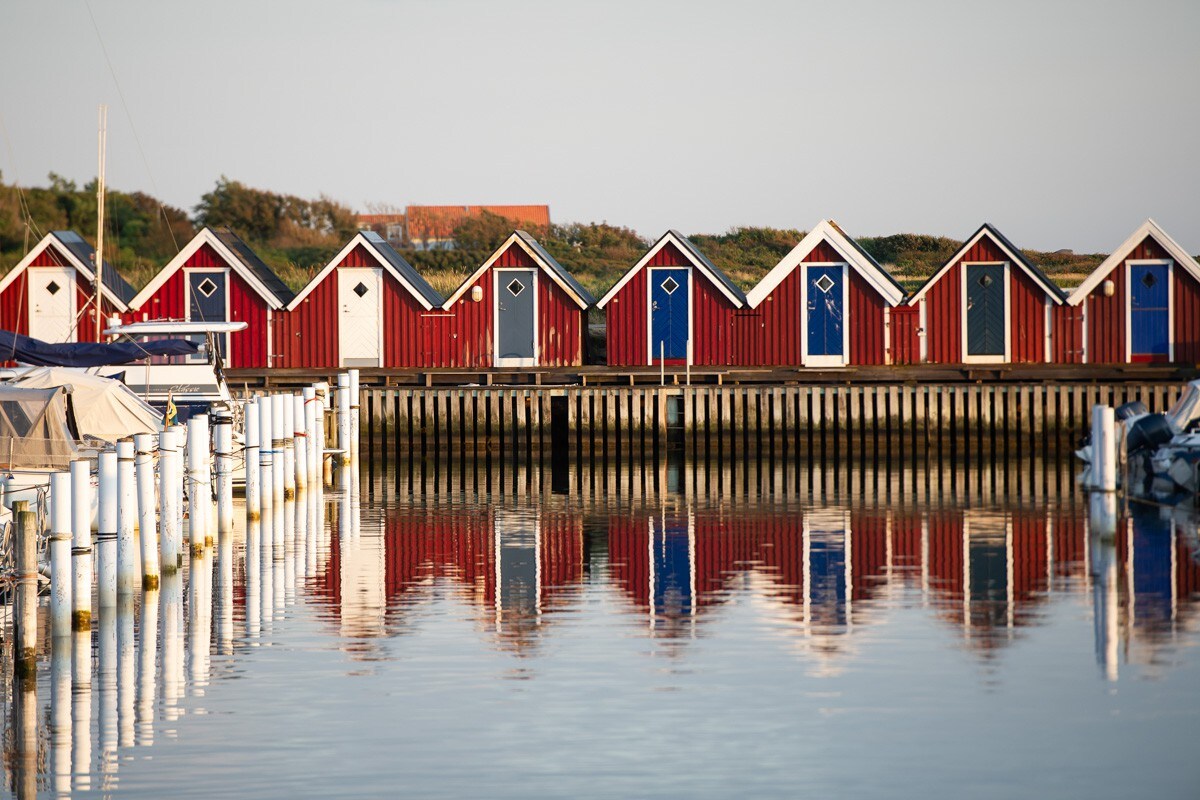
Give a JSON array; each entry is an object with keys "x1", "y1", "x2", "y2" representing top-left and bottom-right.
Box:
[
  {"x1": 282, "y1": 394, "x2": 296, "y2": 500},
  {"x1": 348, "y1": 369, "x2": 360, "y2": 462},
  {"x1": 187, "y1": 416, "x2": 206, "y2": 554},
  {"x1": 259, "y1": 395, "x2": 275, "y2": 518},
  {"x1": 303, "y1": 387, "x2": 319, "y2": 486},
  {"x1": 134, "y1": 433, "x2": 159, "y2": 590},
  {"x1": 116, "y1": 439, "x2": 138, "y2": 595},
  {"x1": 159, "y1": 428, "x2": 181, "y2": 572},
  {"x1": 245, "y1": 401, "x2": 261, "y2": 521},
  {"x1": 1091, "y1": 405, "x2": 1117, "y2": 492},
  {"x1": 169, "y1": 423, "x2": 186, "y2": 541},
  {"x1": 316, "y1": 381, "x2": 332, "y2": 487},
  {"x1": 197, "y1": 413, "x2": 213, "y2": 545},
  {"x1": 96, "y1": 450, "x2": 118, "y2": 608},
  {"x1": 49, "y1": 471, "x2": 73, "y2": 637},
  {"x1": 337, "y1": 373, "x2": 352, "y2": 468},
  {"x1": 70, "y1": 458, "x2": 93, "y2": 630},
  {"x1": 293, "y1": 393, "x2": 308, "y2": 496},
  {"x1": 272, "y1": 394, "x2": 286, "y2": 504},
  {"x1": 214, "y1": 413, "x2": 234, "y2": 537},
  {"x1": 14, "y1": 502, "x2": 39, "y2": 675}
]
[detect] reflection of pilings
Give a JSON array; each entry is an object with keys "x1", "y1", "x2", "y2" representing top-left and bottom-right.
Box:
[
  {"x1": 1089, "y1": 492, "x2": 1120, "y2": 681},
  {"x1": 137, "y1": 586, "x2": 159, "y2": 746},
  {"x1": 98, "y1": 601, "x2": 118, "y2": 785},
  {"x1": 273, "y1": 497, "x2": 286, "y2": 613},
  {"x1": 13, "y1": 665, "x2": 37, "y2": 800},
  {"x1": 246, "y1": 517, "x2": 261, "y2": 639},
  {"x1": 72, "y1": 628, "x2": 93, "y2": 792},
  {"x1": 284, "y1": 499, "x2": 297, "y2": 606},
  {"x1": 51, "y1": 636, "x2": 72, "y2": 796},
  {"x1": 117, "y1": 594, "x2": 136, "y2": 748},
  {"x1": 189, "y1": 548, "x2": 213, "y2": 691},
  {"x1": 161, "y1": 571, "x2": 184, "y2": 722},
  {"x1": 261, "y1": 511, "x2": 276, "y2": 628},
  {"x1": 217, "y1": 531, "x2": 235, "y2": 654}
]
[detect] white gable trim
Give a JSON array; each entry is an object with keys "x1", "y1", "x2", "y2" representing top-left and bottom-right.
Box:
[
  {"x1": 0, "y1": 233, "x2": 130, "y2": 311},
  {"x1": 1067, "y1": 219, "x2": 1200, "y2": 306},
  {"x1": 746, "y1": 219, "x2": 904, "y2": 308},
  {"x1": 130, "y1": 228, "x2": 284, "y2": 310},
  {"x1": 598, "y1": 231, "x2": 742, "y2": 308},
  {"x1": 443, "y1": 233, "x2": 589, "y2": 310},
  {"x1": 908, "y1": 226, "x2": 1064, "y2": 306},
  {"x1": 288, "y1": 233, "x2": 434, "y2": 311}
]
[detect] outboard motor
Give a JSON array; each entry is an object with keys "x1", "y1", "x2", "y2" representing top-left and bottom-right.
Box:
[
  {"x1": 1115, "y1": 401, "x2": 1148, "y2": 421},
  {"x1": 1126, "y1": 412, "x2": 1175, "y2": 454}
]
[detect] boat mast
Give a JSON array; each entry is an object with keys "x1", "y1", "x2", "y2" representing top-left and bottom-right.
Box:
[{"x1": 95, "y1": 104, "x2": 107, "y2": 342}]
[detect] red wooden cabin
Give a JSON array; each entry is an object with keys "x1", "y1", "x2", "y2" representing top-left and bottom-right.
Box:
[
  {"x1": 1064, "y1": 219, "x2": 1200, "y2": 364},
  {"x1": 276, "y1": 231, "x2": 445, "y2": 368},
  {"x1": 0, "y1": 230, "x2": 135, "y2": 345},
  {"x1": 128, "y1": 227, "x2": 294, "y2": 368},
  {"x1": 438, "y1": 231, "x2": 594, "y2": 368},
  {"x1": 905, "y1": 224, "x2": 1066, "y2": 364},
  {"x1": 598, "y1": 231, "x2": 747, "y2": 367},
  {"x1": 742, "y1": 220, "x2": 906, "y2": 366}
]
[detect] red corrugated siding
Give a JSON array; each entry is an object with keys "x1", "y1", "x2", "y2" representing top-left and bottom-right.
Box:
[
  {"x1": 891, "y1": 306, "x2": 920, "y2": 365},
  {"x1": 921, "y1": 234, "x2": 1053, "y2": 364},
  {"x1": 1052, "y1": 303, "x2": 1084, "y2": 364},
  {"x1": 605, "y1": 242, "x2": 739, "y2": 366},
  {"x1": 436, "y1": 241, "x2": 586, "y2": 367},
  {"x1": 1175, "y1": 265, "x2": 1200, "y2": 364},
  {"x1": 0, "y1": 270, "x2": 30, "y2": 337},
  {"x1": 1079, "y1": 236, "x2": 1178, "y2": 364},
  {"x1": 0, "y1": 242, "x2": 125, "y2": 344},
  {"x1": 276, "y1": 270, "x2": 339, "y2": 368}
]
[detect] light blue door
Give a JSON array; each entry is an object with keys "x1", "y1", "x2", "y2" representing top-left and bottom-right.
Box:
[
  {"x1": 1129, "y1": 263, "x2": 1169, "y2": 360},
  {"x1": 496, "y1": 269, "x2": 536, "y2": 364},
  {"x1": 807, "y1": 266, "x2": 844, "y2": 357},
  {"x1": 650, "y1": 268, "x2": 689, "y2": 362}
]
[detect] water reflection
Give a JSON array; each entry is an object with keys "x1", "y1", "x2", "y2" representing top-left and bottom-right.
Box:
[{"x1": 3, "y1": 456, "x2": 1200, "y2": 797}]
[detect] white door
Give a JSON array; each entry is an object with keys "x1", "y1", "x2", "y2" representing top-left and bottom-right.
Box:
[
  {"x1": 338, "y1": 268, "x2": 383, "y2": 367},
  {"x1": 27, "y1": 266, "x2": 77, "y2": 342}
]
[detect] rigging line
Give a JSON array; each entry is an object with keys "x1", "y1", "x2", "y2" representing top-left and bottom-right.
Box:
[
  {"x1": 82, "y1": 0, "x2": 180, "y2": 255},
  {"x1": 0, "y1": 111, "x2": 46, "y2": 243}
]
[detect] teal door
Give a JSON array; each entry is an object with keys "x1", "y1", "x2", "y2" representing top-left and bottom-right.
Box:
[{"x1": 966, "y1": 264, "x2": 1005, "y2": 357}]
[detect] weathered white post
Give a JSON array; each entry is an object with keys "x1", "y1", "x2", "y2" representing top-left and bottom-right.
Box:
[
  {"x1": 169, "y1": 423, "x2": 187, "y2": 539},
  {"x1": 49, "y1": 471, "x2": 73, "y2": 637},
  {"x1": 303, "y1": 386, "x2": 319, "y2": 485},
  {"x1": 337, "y1": 372, "x2": 352, "y2": 469},
  {"x1": 245, "y1": 400, "x2": 262, "y2": 521},
  {"x1": 293, "y1": 393, "x2": 308, "y2": 496},
  {"x1": 1091, "y1": 405, "x2": 1117, "y2": 492},
  {"x1": 70, "y1": 458, "x2": 93, "y2": 631},
  {"x1": 259, "y1": 395, "x2": 275, "y2": 515},
  {"x1": 134, "y1": 433, "x2": 159, "y2": 590},
  {"x1": 348, "y1": 368, "x2": 361, "y2": 462},
  {"x1": 187, "y1": 416, "x2": 206, "y2": 554},
  {"x1": 96, "y1": 450, "x2": 118, "y2": 608},
  {"x1": 213, "y1": 413, "x2": 234, "y2": 536},
  {"x1": 14, "y1": 503, "x2": 39, "y2": 677},
  {"x1": 116, "y1": 439, "x2": 138, "y2": 595},
  {"x1": 272, "y1": 394, "x2": 287, "y2": 504},
  {"x1": 282, "y1": 394, "x2": 296, "y2": 500},
  {"x1": 159, "y1": 428, "x2": 181, "y2": 572}
]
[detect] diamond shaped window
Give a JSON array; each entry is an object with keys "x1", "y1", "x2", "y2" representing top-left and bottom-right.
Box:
[
  {"x1": 660, "y1": 276, "x2": 680, "y2": 295},
  {"x1": 197, "y1": 277, "x2": 219, "y2": 298},
  {"x1": 507, "y1": 279, "x2": 525, "y2": 297},
  {"x1": 353, "y1": 282, "x2": 369, "y2": 298},
  {"x1": 45, "y1": 280, "x2": 60, "y2": 296},
  {"x1": 815, "y1": 274, "x2": 835, "y2": 293},
  {"x1": 978, "y1": 274, "x2": 993, "y2": 288},
  {"x1": 1141, "y1": 272, "x2": 1157, "y2": 289}
]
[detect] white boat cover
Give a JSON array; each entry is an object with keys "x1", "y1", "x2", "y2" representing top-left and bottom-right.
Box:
[
  {"x1": 0, "y1": 385, "x2": 79, "y2": 469},
  {"x1": 14, "y1": 367, "x2": 163, "y2": 444}
]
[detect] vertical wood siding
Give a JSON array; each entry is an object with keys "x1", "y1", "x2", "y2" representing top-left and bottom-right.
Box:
[
  {"x1": 0, "y1": 243, "x2": 125, "y2": 344},
  {"x1": 1079, "y1": 236, "x2": 1180, "y2": 364}
]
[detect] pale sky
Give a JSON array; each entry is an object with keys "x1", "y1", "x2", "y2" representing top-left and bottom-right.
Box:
[{"x1": 2, "y1": 0, "x2": 1197, "y2": 253}]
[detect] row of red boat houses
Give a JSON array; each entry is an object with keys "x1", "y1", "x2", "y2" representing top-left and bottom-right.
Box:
[{"x1": 2, "y1": 219, "x2": 1197, "y2": 369}]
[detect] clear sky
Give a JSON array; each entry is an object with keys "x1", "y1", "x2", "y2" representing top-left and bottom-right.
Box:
[{"x1": 1, "y1": 0, "x2": 1197, "y2": 252}]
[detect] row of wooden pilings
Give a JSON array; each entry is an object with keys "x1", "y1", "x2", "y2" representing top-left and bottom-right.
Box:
[{"x1": 357, "y1": 382, "x2": 1188, "y2": 462}]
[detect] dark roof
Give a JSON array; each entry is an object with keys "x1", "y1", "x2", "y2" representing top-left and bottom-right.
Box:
[
  {"x1": 51, "y1": 230, "x2": 137, "y2": 307},
  {"x1": 210, "y1": 227, "x2": 295, "y2": 306},
  {"x1": 827, "y1": 220, "x2": 906, "y2": 296},
  {"x1": 979, "y1": 223, "x2": 1067, "y2": 302},
  {"x1": 515, "y1": 230, "x2": 595, "y2": 307},
  {"x1": 668, "y1": 230, "x2": 747, "y2": 306},
  {"x1": 360, "y1": 231, "x2": 445, "y2": 308}
]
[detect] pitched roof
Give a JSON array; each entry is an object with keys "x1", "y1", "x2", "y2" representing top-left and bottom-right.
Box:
[
  {"x1": 129, "y1": 227, "x2": 294, "y2": 311},
  {"x1": 443, "y1": 230, "x2": 594, "y2": 309},
  {"x1": 745, "y1": 220, "x2": 905, "y2": 308},
  {"x1": 0, "y1": 230, "x2": 136, "y2": 310},
  {"x1": 597, "y1": 230, "x2": 747, "y2": 308},
  {"x1": 405, "y1": 205, "x2": 551, "y2": 242},
  {"x1": 907, "y1": 223, "x2": 1066, "y2": 305},
  {"x1": 288, "y1": 231, "x2": 445, "y2": 311},
  {"x1": 1066, "y1": 219, "x2": 1200, "y2": 306}
]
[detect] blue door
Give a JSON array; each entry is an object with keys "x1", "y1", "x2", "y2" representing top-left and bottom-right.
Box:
[
  {"x1": 806, "y1": 265, "x2": 844, "y2": 358},
  {"x1": 188, "y1": 271, "x2": 228, "y2": 358},
  {"x1": 1129, "y1": 263, "x2": 1169, "y2": 360},
  {"x1": 966, "y1": 264, "x2": 1006, "y2": 357},
  {"x1": 650, "y1": 268, "x2": 689, "y2": 362},
  {"x1": 651, "y1": 521, "x2": 692, "y2": 618}
]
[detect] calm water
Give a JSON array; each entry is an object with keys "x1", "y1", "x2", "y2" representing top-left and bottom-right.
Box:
[{"x1": 4, "y1": 457, "x2": 1200, "y2": 799}]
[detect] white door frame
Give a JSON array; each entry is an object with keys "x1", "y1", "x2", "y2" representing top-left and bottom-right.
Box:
[
  {"x1": 961, "y1": 261, "x2": 1010, "y2": 364},
  {"x1": 646, "y1": 266, "x2": 693, "y2": 365},
  {"x1": 338, "y1": 267, "x2": 384, "y2": 367},
  {"x1": 1124, "y1": 259, "x2": 1174, "y2": 362},
  {"x1": 27, "y1": 265, "x2": 77, "y2": 343},
  {"x1": 494, "y1": 267, "x2": 538, "y2": 368},
  {"x1": 801, "y1": 262, "x2": 849, "y2": 368}
]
